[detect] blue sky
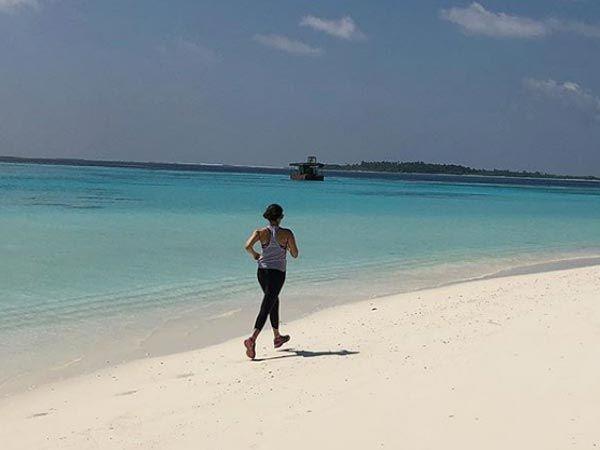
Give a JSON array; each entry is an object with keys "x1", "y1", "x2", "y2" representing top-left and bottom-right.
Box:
[{"x1": 1, "y1": 1, "x2": 599, "y2": 175}]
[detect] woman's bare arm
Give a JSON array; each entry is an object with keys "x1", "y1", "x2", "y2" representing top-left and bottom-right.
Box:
[
  {"x1": 244, "y1": 229, "x2": 261, "y2": 260},
  {"x1": 286, "y1": 231, "x2": 299, "y2": 258}
]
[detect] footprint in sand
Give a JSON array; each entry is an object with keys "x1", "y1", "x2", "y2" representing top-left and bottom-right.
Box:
[
  {"x1": 115, "y1": 390, "x2": 138, "y2": 397},
  {"x1": 176, "y1": 372, "x2": 195, "y2": 379}
]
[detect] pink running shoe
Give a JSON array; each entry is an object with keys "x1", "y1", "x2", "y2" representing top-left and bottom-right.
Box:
[
  {"x1": 274, "y1": 335, "x2": 290, "y2": 349},
  {"x1": 244, "y1": 337, "x2": 256, "y2": 359}
]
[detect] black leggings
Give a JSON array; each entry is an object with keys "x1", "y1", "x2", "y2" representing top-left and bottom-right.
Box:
[{"x1": 254, "y1": 268, "x2": 286, "y2": 331}]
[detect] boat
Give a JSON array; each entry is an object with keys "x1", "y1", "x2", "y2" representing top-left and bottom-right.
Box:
[{"x1": 289, "y1": 156, "x2": 325, "y2": 181}]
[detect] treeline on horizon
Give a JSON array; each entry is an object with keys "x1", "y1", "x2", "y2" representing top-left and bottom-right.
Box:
[
  {"x1": 1, "y1": 155, "x2": 598, "y2": 181},
  {"x1": 324, "y1": 161, "x2": 599, "y2": 180}
]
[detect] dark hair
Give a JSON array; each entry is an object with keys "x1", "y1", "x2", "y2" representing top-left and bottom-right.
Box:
[{"x1": 263, "y1": 203, "x2": 284, "y2": 222}]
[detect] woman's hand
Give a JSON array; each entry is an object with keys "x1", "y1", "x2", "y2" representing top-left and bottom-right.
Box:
[{"x1": 252, "y1": 252, "x2": 261, "y2": 261}]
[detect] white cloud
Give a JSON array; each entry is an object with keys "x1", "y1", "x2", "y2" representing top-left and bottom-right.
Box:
[
  {"x1": 440, "y1": 2, "x2": 600, "y2": 39},
  {"x1": 0, "y1": 0, "x2": 39, "y2": 13},
  {"x1": 253, "y1": 34, "x2": 322, "y2": 56},
  {"x1": 523, "y1": 78, "x2": 600, "y2": 120},
  {"x1": 440, "y1": 3, "x2": 547, "y2": 38},
  {"x1": 300, "y1": 15, "x2": 366, "y2": 41}
]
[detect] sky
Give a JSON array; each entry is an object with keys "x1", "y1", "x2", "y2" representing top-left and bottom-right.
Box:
[{"x1": 1, "y1": 1, "x2": 600, "y2": 175}]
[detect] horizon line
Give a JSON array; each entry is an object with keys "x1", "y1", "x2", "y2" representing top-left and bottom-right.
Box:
[{"x1": 1, "y1": 155, "x2": 599, "y2": 183}]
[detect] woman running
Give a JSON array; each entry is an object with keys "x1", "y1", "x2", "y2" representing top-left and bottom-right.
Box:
[{"x1": 243, "y1": 204, "x2": 299, "y2": 359}]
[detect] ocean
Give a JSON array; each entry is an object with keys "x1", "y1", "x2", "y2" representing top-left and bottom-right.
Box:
[{"x1": 2, "y1": 161, "x2": 600, "y2": 393}]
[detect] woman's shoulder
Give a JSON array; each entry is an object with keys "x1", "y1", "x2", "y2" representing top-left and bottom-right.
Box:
[{"x1": 256, "y1": 226, "x2": 293, "y2": 236}]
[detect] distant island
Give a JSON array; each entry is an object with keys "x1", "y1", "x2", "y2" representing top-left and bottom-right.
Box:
[
  {"x1": 324, "y1": 161, "x2": 600, "y2": 181},
  {"x1": 1, "y1": 155, "x2": 599, "y2": 182}
]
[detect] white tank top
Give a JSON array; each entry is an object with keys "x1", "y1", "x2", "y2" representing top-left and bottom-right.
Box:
[{"x1": 257, "y1": 225, "x2": 287, "y2": 272}]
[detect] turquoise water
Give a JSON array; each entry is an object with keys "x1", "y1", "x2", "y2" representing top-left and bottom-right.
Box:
[{"x1": 2, "y1": 162, "x2": 600, "y2": 391}]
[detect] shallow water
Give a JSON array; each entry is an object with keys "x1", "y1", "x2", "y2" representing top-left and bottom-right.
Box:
[{"x1": 2, "y1": 162, "x2": 600, "y2": 393}]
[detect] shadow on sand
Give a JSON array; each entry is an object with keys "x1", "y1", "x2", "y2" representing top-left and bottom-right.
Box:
[{"x1": 253, "y1": 348, "x2": 359, "y2": 362}]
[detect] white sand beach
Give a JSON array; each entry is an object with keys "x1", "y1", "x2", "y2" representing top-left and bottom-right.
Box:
[{"x1": 1, "y1": 265, "x2": 599, "y2": 449}]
